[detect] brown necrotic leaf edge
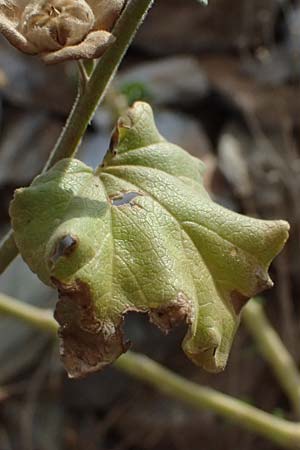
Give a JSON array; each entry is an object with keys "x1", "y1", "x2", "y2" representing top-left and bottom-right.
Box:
[{"x1": 52, "y1": 277, "x2": 194, "y2": 378}]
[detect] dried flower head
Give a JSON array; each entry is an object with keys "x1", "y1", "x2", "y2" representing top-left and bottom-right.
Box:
[{"x1": 0, "y1": 0, "x2": 125, "y2": 63}]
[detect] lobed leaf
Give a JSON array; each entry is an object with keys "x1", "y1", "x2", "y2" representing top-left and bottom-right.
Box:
[{"x1": 10, "y1": 102, "x2": 289, "y2": 378}]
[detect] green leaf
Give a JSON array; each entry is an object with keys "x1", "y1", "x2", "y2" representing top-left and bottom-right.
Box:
[{"x1": 10, "y1": 102, "x2": 289, "y2": 378}]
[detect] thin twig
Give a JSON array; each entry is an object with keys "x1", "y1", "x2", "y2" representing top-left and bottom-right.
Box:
[
  {"x1": 0, "y1": 293, "x2": 300, "y2": 448},
  {"x1": 243, "y1": 299, "x2": 300, "y2": 419},
  {"x1": 0, "y1": 231, "x2": 18, "y2": 276},
  {"x1": 115, "y1": 352, "x2": 300, "y2": 450},
  {"x1": 0, "y1": 0, "x2": 155, "y2": 275},
  {"x1": 0, "y1": 293, "x2": 57, "y2": 334}
]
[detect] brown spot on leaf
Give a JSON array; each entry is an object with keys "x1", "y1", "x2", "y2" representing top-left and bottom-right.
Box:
[
  {"x1": 230, "y1": 290, "x2": 250, "y2": 315},
  {"x1": 52, "y1": 278, "x2": 129, "y2": 378},
  {"x1": 149, "y1": 293, "x2": 192, "y2": 333}
]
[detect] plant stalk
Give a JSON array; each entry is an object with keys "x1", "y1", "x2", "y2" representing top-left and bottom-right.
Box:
[
  {"x1": 116, "y1": 353, "x2": 300, "y2": 450},
  {"x1": 0, "y1": 293, "x2": 57, "y2": 334},
  {"x1": 45, "y1": 0, "x2": 154, "y2": 169},
  {"x1": 243, "y1": 299, "x2": 300, "y2": 418},
  {"x1": 0, "y1": 293, "x2": 299, "y2": 449},
  {"x1": 0, "y1": 0, "x2": 154, "y2": 274},
  {"x1": 0, "y1": 232, "x2": 18, "y2": 275}
]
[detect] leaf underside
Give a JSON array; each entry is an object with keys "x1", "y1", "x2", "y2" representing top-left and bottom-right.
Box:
[{"x1": 10, "y1": 102, "x2": 289, "y2": 378}]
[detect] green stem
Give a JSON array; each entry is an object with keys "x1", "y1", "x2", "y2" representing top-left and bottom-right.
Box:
[
  {"x1": 44, "y1": 0, "x2": 154, "y2": 170},
  {"x1": 0, "y1": 232, "x2": 18, "y2": 275},
  {"x1": 0, "y1": 0, "x2": 154, "y2": 275},
  {"x1": 243, "y1": 299, "x2": 300, "y2": 418},
  {"x1": 0, "y1": 293, "x2": 56, "y2": 334},
  {"x1": 0, "y1": 293, "x2": 299, "y2": 449},
  {"x1": 116, "y1": 353, "x2": 300, "y2": 450}
]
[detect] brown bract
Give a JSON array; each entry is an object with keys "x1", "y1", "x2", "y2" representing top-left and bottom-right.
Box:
[{"x1": 0, "y1": 0, "x2": 125, "y2": 63}]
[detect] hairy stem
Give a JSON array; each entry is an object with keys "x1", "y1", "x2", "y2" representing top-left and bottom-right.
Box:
[
  {"x1": 0, "y1": 0, "x2": 154, "y2": 274},
  {"x1": 243, "y1": 299, "x2": 300, "y2": 418},
  {"x1": 0, "y1": 293, "x2": 299, "y2": 449}
]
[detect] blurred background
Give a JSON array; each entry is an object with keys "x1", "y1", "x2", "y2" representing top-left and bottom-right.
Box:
[{"x1": 0, "y1": 0, "x2": 300, "y2": 449}]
